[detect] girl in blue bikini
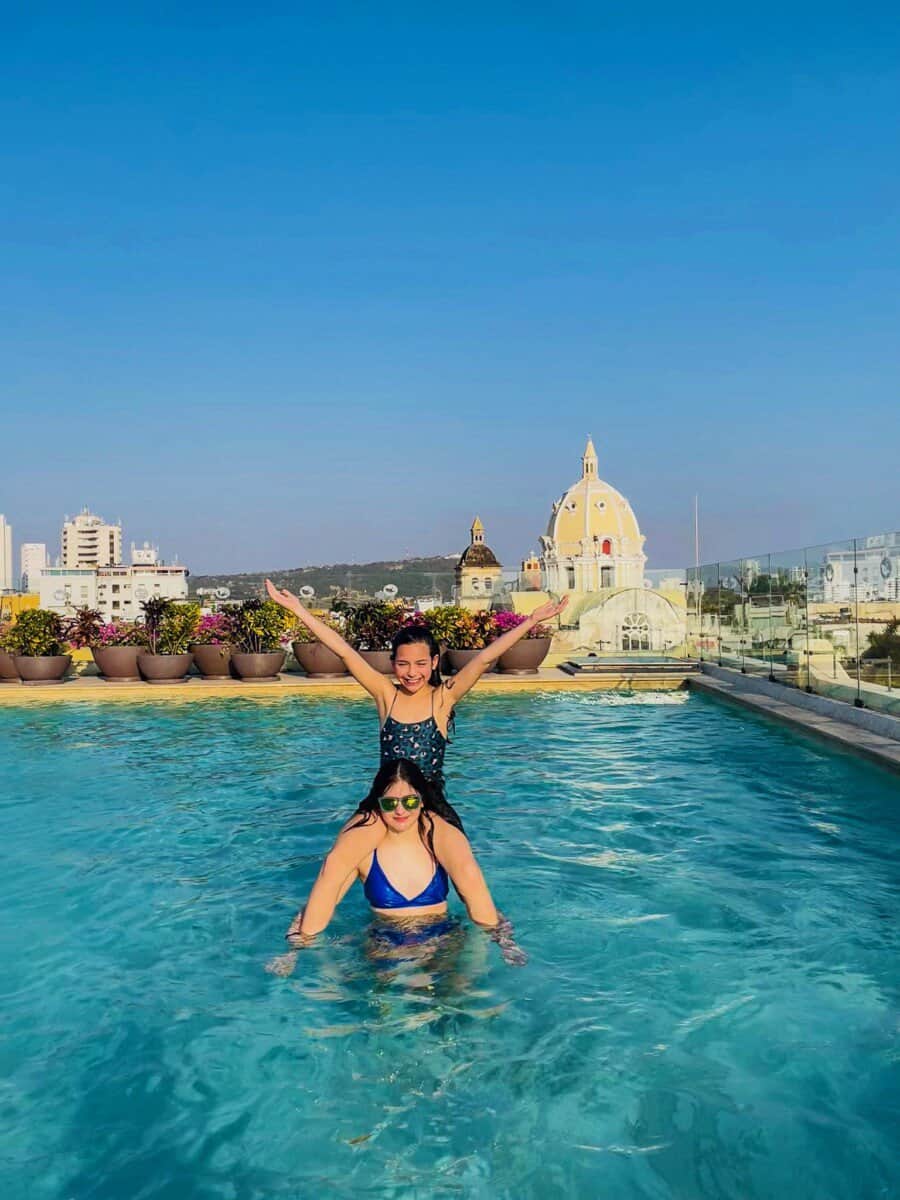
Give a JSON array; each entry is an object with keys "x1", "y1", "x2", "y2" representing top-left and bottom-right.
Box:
[{"x1": 270, "y1": 757, "x2": 526, "y2": 969}]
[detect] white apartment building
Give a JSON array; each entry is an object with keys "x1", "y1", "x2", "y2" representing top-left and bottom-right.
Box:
[
  {"x1": 40, "y1": 564, "x2": 190, "y2": 622},
  {"x1": 20, "y1": 542, "x2": 48, "y2": 592},
  {"x1": 0, "y1": 515, "x2": 12, "y2": 592},
  {"x1": 39, "y1": 568, "x2": 97, "y2": 614},
  {"x1": 61, "y1": 509, "x2": 122, "y2": 568},
  {"x1": 815, "y1": 533, "x2": 900, "y2": 604}
]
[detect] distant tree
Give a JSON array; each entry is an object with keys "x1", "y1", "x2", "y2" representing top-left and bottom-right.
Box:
[
  {"x1": 701, "y1": 587, "x2": 740, "y2": 618},
  {"x1": 862, "y1": 619, "x2": 900, "y2": 666}
]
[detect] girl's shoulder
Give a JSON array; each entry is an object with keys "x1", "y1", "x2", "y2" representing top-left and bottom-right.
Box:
[{"x1": 429, "y1": 812, "x2": 470, "y2": 855}]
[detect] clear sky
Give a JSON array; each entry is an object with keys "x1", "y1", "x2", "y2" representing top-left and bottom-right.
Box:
[{"x1": 3, "y1": 3, "x2": 898, "y2": 573}]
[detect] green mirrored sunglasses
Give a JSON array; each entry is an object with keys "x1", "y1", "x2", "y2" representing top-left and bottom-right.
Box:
[{"x1": 378, "y1": 793, "x2": 422, "y2": 813}]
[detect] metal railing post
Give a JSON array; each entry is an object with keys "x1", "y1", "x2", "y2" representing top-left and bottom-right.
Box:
[{"x1": 853, "y1": 538, "x2": 864, "y2": 707}]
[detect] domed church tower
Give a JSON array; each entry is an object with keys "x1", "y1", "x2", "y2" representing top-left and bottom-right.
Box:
[
  {"x1": 539, "y1": 438, "x2": 647, "y2": 593},
  {"x1": 454, "y1": 517, "x2": 503, "y2": 611}
]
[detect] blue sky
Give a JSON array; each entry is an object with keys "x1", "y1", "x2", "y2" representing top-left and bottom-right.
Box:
[{"x1": 2, "y1": 4, "x2": 898, "y2": 573}]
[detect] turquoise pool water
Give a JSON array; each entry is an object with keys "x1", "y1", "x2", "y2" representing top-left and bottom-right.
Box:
[{"x1": 1, "y1": 691, "x2": 898, "y2": 1199}]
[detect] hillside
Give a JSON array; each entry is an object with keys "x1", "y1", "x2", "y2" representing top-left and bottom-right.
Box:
[{"x1": 189, "y1": 555, "x2": 461, "y2": 602}]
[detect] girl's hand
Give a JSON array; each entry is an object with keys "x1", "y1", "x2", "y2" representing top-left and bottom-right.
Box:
[
  {"x1": 265, "y1": 950, "x2": 298, "y2": 977},
  {"x1": 530, "y1": 594, "x2": 569, "y2": 625},
  {"x1": 265, "y1": 578, "x2": 303, "y2": 615},
  {"x1": 488, "y1": 916, "x2": 528, "y2": 968}
]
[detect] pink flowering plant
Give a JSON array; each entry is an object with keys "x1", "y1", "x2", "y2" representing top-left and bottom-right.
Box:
[
  {"x1": 95, "y1": 621, "x2": 146, "y2": 648},
  {"x1": 191, "y1": 610, "x2": 235, "y2": 646},
  {"x1": 493, "y1": 610, "x2": 551, "y2": 639}
]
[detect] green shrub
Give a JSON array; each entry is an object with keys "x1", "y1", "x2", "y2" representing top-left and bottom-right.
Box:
[
  {"x1": 335, "y1": 600, "x2": 405, "y2": 650},
  {"x1": 6, "y1": 609, "x2": 68, "y2": 656},
  {"x1": 233, "y1": 599, "x2": 292, "y2": 653}
]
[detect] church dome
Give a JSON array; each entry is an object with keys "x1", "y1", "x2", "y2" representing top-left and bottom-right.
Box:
[
  {"x1": 459, "y1": 543, "x2": 500, "y2": 567},
  {"x1": 458, "y1": 516, "x2": 500, "y2": 567},
  {"x1": 545, "y1": 438, "x2": 643, "y2": 554}
]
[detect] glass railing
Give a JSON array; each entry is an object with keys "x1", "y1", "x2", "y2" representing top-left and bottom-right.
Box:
[{"x1": 686, "y1": 531, "x2": 900, "y2": 714}]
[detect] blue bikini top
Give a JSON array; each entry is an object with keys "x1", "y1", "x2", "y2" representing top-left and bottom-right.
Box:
[{"x1": 363, "y1": 848, "x2": 449, "y2": 909}]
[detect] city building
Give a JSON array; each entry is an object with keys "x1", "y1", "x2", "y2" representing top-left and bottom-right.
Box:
[
  {"x1": 61, "y1": 508, "x2": 122, "y2": 569},
  {"x1": 131, "y1": 541, "x2": 159, "y2": 565},
  {"x1": 813, "y1": 533, "x2": 900, "y2": 604},
  {"x1": 453, "y1": 517, "x2": 503, "y2": 611},
  {"x1": 39, "y1": 561, "x2": 189, "y2": 622},
  {"x1": 0, "y1": 515, "x2": 12, "y2": 592},
  {"x1": 20, "y1": 543, "x2": 48, "y2": 592},
  {"x1": 512, "y1": 438, "x2": 687, "y2": 654}
]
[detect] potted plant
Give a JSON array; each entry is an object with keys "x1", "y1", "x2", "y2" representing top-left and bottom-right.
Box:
[
  {"x1": 494, "y1": 610, "x2": 553, "y2": 674},
  {"x1": 291, "y1": 612, "x2": 349, "y2": 678},
  {"x1": 190, "y1": 609, "x2": 237, "y2": 678},
  {"x1": 231, "y1": 599, "x2": 288, "y2": 680},
  {"x1": 7, "y1": 608, "x2": 72, "y2": 684},
  {"x1": 0, "y1": 621, "x2": 21, "y2": 683},
  {"x1": 441, "y1": 606, "x2": 498, "y2": 675},
  {"x1": 137, "y1": 598, "x2": 200, "y2": 683},
  {"x1": 336, "y1": 600, "x2": 405, "y2": 673},
  {"x1": 69, "y1": 607, "x2": 146, "y2": 682}
]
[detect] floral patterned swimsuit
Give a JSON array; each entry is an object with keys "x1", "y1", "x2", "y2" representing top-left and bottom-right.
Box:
[{"x1": 379, "y1": 686, "x2": 448, "y2": 792}]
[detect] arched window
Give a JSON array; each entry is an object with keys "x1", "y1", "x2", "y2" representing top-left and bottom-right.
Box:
[
  {"x1": 471, "y1": 578, "x2": 480, "y2": 592},
  {"x1": 484, "y1": 577, "x2": 493, "y2": 592},
  {"x1": 602, "y1": 538, "x2": 612, "y2": 555},
  {"x1": 621, "y1": 612, "x2": 650, "y2": 651}
]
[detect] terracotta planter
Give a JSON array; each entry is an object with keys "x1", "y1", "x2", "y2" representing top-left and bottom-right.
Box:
[
  {"x1": 14, "y1": 654, "x2": 72, "y2": 684},
  {"x1": 497, "y1": 636, "x2": 552, "y2": 675},
  {"x1": 0, "y1": 651, "x2": 20, "y2": 683},
  {"x1": 92, "y1": 645, "x2": 142, "y2": 682},
  {"x1": 137, "y1": 652, "x2": 193, "y2": 683},
  {"x1": 292, "y1": 641, "x2": 349, "y2": 678},
  {"x1": 445, "y1": 648, "x2": 497, "y2": 675},
  {"x1": 190, "y1": 643, "x2": 235, "y2": 678},
  {"x1": 357, "y1": 649, "x2": 394, "y2": 674},
  {"x1": 231, "y1": 650, "x2": 286, "y2": 681}
]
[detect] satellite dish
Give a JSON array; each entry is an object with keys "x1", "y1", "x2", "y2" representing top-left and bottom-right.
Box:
[
  {"x1": 299, "y1": 585, "x2": 316, "y2": 600},
  {"x1": 382, "y1": 584, "x2": 399, "y2": 598},
  {"x1": 134, "y1": 585, "x2": 149, "y2": 600},
  {"x1": 54, "y1": 589, "x2": 65, "y2": 602},
  {"x1": 214, "y1": 587, "x2": 230, "y2": 600}
]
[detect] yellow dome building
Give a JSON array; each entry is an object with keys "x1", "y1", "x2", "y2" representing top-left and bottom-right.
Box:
[
  {"x1": 513, "y1": 438, "x2": 686, "y2": 656},
  {"x1": 539, "y1": 438, "x2": 647, "y2": 592}
]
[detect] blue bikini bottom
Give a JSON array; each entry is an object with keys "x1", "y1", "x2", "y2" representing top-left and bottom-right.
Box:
[{"x1": 368, "y1": 915, "x2": 459, "y2": 950}]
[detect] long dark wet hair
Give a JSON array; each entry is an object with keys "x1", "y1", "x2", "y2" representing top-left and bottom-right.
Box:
[
  {"x1": 350, "y1": 758, "x2": 465, "y2": 859},
  {"x1": 390, "y1": 626, "x2": 442, "y2": 688}
]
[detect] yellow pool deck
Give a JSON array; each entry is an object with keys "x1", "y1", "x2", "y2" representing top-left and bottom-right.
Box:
[{"x1": 0, "y1": 666, "x2": 690, "y2": 704}]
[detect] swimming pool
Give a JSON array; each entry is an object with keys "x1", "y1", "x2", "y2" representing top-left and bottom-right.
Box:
[{"x1": 1, "y1": 692, "x2": 897, "y2": 1199}]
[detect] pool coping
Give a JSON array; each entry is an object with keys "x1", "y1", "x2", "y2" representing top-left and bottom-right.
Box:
[
  {"x1": 0, "y1": 666, "x2": 691, "y2": 704},
  {"x1": 690, "y1": 667, "x2": 900, "y2": 774}
]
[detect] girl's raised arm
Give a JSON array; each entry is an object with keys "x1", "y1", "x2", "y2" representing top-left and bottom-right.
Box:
[
  {"x1": 265, "y1": 579, "x2": 394, "y2": 705},
  {"x1": 445, "y1": 595, "x2": 569, "y2": 705}
]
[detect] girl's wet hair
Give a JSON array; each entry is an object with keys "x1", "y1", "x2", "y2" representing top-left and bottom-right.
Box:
[
  {"x1": 391, "y1": 626, "x2": 442, "y2": 688},
  {"x1": 350, "y1": 757, "x2": 465, "y2": 857}
]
